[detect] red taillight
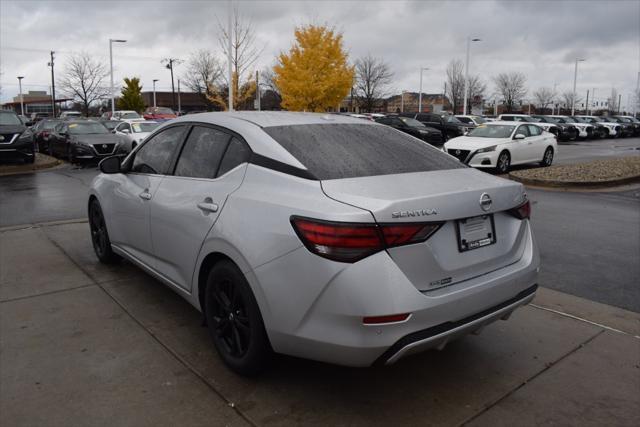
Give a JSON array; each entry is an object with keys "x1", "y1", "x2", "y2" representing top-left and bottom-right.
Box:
[
  {"x1": 291, "y1": 216, "x2": 443, "y2": 263},
  {"x1": 363, "y1": 313, "x2": 411, "y2": 325},
  {"x1": 508, "y1": 200, "x2": 531, "y2": 220}
]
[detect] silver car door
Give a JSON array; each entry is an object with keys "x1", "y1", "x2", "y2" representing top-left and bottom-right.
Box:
[
  {"x1": 108, "y1": 125, "x2": 186, "y2": 267},
  {"x1": 149, "y1": 126, "x2": 250, "y2": 292}
]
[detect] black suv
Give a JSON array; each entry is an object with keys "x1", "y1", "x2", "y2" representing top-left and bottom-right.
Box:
[
  {"x1": 531, "y1": 115, "x2": 579, "y2": 141},
  {"x1": 399, "y1": 112, "x2": 473, "y2": 140},
  {"x1": 0, "y1": 110, "x2": 36, "y2": 164},
  {"x1": 375, "y1": 115, "x2": 444, "y2": 146}
]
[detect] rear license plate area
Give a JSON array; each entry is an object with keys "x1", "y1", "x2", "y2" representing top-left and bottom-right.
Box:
[{"x1": 456, "y1": 214, "x2": 496, "y2": 252}]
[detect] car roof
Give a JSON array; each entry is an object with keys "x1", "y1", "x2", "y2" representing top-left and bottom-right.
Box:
[{"x1": 163, "y1": 111, "x2": 381, "y2": 170}]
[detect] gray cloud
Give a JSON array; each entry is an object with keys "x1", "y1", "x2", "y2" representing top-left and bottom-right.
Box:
[{"x1": 1, "y1": 0, "x2": 638, "y2": 108}]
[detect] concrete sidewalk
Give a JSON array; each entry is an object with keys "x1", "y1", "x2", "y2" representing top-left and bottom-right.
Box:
[{"x1": 1, "y1": 222, "x2": 639, "y2": 426}]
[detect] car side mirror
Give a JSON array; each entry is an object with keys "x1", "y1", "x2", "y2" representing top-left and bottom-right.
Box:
[
  {"x1": 514, "y1": 134, "x2": 526, "y2": 140},
  {"x1": 99, "y1": 155, "x2": 121, "y2": 174}
]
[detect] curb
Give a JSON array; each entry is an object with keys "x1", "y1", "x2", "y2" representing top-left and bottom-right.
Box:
[
  {"x1": 508, "y1": 173, "x2": 640, "y2": 188},
  {"x1": 0, "y1": 154, "x2": 62, "y2": 176}
]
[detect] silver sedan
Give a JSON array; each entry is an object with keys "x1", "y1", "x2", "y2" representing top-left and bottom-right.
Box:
[
  {"x1": 89, "y1": 112, "x2": 539, "y2": 375},
  {"x1": 113, "y1": 120, "x2": 160, "y2": 152}
]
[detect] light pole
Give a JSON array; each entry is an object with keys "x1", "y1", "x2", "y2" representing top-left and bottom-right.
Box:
[
  {"x1": 152, "y1": 79, "x2": 159, "y2": 108},
  {"x1": 109, "y1": 38, "x2": 127, "y2": 116},
  {"x1": 418, "y1": 67, "x2": 430, "y2": 113},
  {"x1": 463, "y1": 37, "x2": 481, "y2": 115},
  {"x1": 401, "y1": 90, "x2": 407, "y2": 113},
  {"x1": 17, "y1": 76, "x2": 24, "y2": 116},
  {"x1": 571, "y1": 58, "x2": 585, "y2": 116}
]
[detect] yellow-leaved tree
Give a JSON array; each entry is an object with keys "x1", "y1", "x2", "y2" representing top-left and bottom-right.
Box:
[{"x1": 274, "y1": 25, "x2": 354, "y2": 112}]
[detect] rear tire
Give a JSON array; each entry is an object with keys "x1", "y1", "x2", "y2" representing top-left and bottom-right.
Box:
[
  {"x1": 496, "y1": 151, "x2": 510, "y2": 174},
  {"x1": 88, "y1": 199, "x2": 120, "y2": 264},
  {"x1": 205, "y1": 260, "x2": 271, "y2": 376},
  {"x1": 540, "y1": 147, "x2": 554, "y2": 167}
]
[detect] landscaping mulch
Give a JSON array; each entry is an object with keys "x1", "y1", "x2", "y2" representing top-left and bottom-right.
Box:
[{"x1": 509, "y1": 156, "x2": 640, "y2": 187}]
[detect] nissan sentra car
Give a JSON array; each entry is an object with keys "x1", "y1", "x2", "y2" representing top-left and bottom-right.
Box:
[{"x1": 89, "y1": 112, "x2": 539, "y2": 375}]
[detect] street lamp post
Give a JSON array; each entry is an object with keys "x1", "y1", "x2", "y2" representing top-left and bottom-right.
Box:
[
  {"x1": 418, "y1": 67, "x2": 430, "y2": 113},
  {"x1": 571, "y1": 58, "x2": 585, "y2": 116},
  {"x1": 109, "y1": 38, "x2": 127, "y2": 116},
  {"x1": 152, "y1": 79, "x2": 159, "y2": 108},
  {"x1": 463, "y1": 37, "x2": 481, "y2": 115},
  {"x1": 17, "y1": 76, "x2": 24, "y2": 116},
  {"x1": 401, "y1": 90, "x2": 407, "y2": 113}
]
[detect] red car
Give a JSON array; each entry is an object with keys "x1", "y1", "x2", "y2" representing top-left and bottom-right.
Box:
[{"x1": 142, "y1": 107, "x2": 177, "y2": 121}]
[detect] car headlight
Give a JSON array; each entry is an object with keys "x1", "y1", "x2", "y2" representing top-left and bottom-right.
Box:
[
  {"x1": 18, "y1": 129, "x2": 34, "y2": 140},
  {"x1": 476, "y1": 145, "x2": 497, "y2": 153}
]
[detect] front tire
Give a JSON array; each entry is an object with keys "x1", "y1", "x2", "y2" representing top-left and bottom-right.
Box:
[
  {"x1": 496, "y1": 151, "x2": 510, "y2": 174},
  {"x1": 540, "y1": 147, "x2": 554, "y2": 167},
  {"x1": 205, "y1": 260, "x2": 271, "y2": 376},
  {"x1": 89, "y1": 199, "x2": 120, "y2": 264}
]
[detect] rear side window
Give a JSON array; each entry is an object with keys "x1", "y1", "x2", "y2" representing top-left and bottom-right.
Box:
[
  {"x1": 131, "y1": 126, "x2": 185, "y2": 174},
  {"x1": 174, "y1": 126, "x2": 230, "y2": 179},
  {"x1": 528, "y1": 125, "x2": 542, "y2": 136},
  {"x1": 217, "y1": 137, "x2": 250, "y2": 176},
  {"x1": 262, "y1": 123, "x2": 464, "y2": 180}
]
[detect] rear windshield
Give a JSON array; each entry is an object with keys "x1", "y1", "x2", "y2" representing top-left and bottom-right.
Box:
[{"x1": 262, "y1": 123, "x2": 464, "y2": 180}]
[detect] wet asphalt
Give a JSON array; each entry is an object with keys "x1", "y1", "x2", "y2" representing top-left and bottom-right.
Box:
[{"x1": 0, "y1": 138, "x2": 638, "y2": 312}]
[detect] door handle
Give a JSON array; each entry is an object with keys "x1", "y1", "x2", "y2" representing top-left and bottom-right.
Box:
[
  {"x1": 139, "y1": 190, "x2": 152, "y2": 200},
  {"x1": 197, "y1": 202, "x2": 219, "y2": 213},
  {"x1": 197, "y1": 197, "x2": 218, "y2": 213}
]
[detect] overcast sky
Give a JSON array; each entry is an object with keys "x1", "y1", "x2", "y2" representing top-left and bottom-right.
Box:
[{"x1": 1, "y1": 0, "x2": 639, "y2": 108}]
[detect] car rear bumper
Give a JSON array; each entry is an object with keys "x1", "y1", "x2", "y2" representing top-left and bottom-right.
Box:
[{"x1": 255, "y1": 219, "x2": 539, "y2": 367}]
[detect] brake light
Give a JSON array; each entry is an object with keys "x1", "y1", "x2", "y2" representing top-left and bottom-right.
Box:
[
  {"x1": 508, "y1": 200, "x2": 531, "y2": 220},
  {"x1": 291, "y1": 216, "x2": 443, "y2": 263}
]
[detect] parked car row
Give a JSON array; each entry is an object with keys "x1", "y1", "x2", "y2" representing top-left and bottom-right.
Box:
[{"x1": 496, "y1": 114, "x2": 639, "y2": 140}]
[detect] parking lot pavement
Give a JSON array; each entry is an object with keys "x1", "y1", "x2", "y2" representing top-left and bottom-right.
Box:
[
  {"x1": 554, "y1": 137, "x2": 640, "y2": 165},
  {"x1": 2, "y1": 222, "x2": 638, "y2": 426}
]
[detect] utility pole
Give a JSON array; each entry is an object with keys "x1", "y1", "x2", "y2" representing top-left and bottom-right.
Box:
[
  {"x1": 17, "y1": 76, "x2": 24, "y2": 116},
  {"x1": 584, "y1": 90, "x2": 589, "y2": 116},
  {"x1": 48, "y1": 51, "x2": 56, "y2": 117},
  {"x1": 256, "y1": 70, "x2": 261, "y2": 111},
  {"x1": 618, "y1": 93, "x2": 622, "y2": 114},
  {"x1": 227, "y1": 0, "x2": 234, "y2": 111},
  {"x1": 571, "y1": 58, "x2": 585, "y2": 116},
  {"x1": 152, "y1": 79, "x2": 158, "y2": 108},
  {"x1": 162, "y1": 59, "x2": 179, "y2": 112},
  {"x1": 109, "y1": 38, "x2": 127, "y2": 116},
  {"x1": 418, "y1": 67, "x2": 429, "y2": 113},
  {"x1": 463, "y1": 37, "x2": 481, "y2": 115},
  {"x1": 177, "y1": 78, "x2": 181, "y2": 114}
]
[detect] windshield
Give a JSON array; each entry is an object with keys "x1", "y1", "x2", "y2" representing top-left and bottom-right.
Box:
[
  {"x1": 42, "y1": 120, "x2": 60, "y2": 130},
  {"x1": 467, "y1": 124, "x2": 515, "y2": 138},
  {"x1": 567, "y1": 116, "x2": 586, "y2": 123},
  {"x1": 445, "y1": 115, "x2": 462, "y2": 123},
  {"x1": 132, "y1": 122, "x2": 160, "y2": 133},
  {"x1": 149, "y1": 107, "x2": 175, "y2": 115},
  {"x1": 101, "y1": 121, "x2": 119, "y2": 130},
  {"x1": 471, "y1": 116, "x2": 486, "y2": 124},
  {"x1": 0, "y1": 112, "x2": 23, "y2": 126},
  {"x1": 68, "y1": 122, "x2": 110, "y2": 134},
  {"x1": 121, "y1": 112, "x2": 141, "y2": 119},
  {"x1": 399, "y1": 117, "x2": 425, "y2": 127}
]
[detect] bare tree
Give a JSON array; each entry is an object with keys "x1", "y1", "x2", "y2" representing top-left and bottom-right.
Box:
[
  {"x1": 213, "y1": 7, "x2": 264, "y2": 110},
  {"x1": 182, "y1": 49, "x2": 223, "y2": 110},
  {"x1": 533, "y1": 87, "x2": 555, "y2": 113},
  {"x1": 492, "y1": 72, "x2": 527, "y2": 113},
  {"x1": 561, "y1": 90, "x2": 582, "y2": 111},
  {"x1": 57, "y1": 52, "x2": 110, "y2": 116},
  {"x1": 354, "y1": 54, "x2": 393, "y2": 112},
  {"x1": 445, "y1": 59, "x2": 464, "y2": 113},
  {"x1": 466, "y1": 75, "x2": 486, "y2": 113}
]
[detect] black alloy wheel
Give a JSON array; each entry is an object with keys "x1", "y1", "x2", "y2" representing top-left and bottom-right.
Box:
[
  {"x1": 205, "y1": 260, "x2": 271, "y2": 376},
  {"x1": 540, "y1": 147, "x2": 554, "y2": 167},
  {"x1": 496, "y1": 151, "x2": 510, "y2": 174},
  {"x1": 88, "y1": 199, "x2": 119, "y2": 263}
]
